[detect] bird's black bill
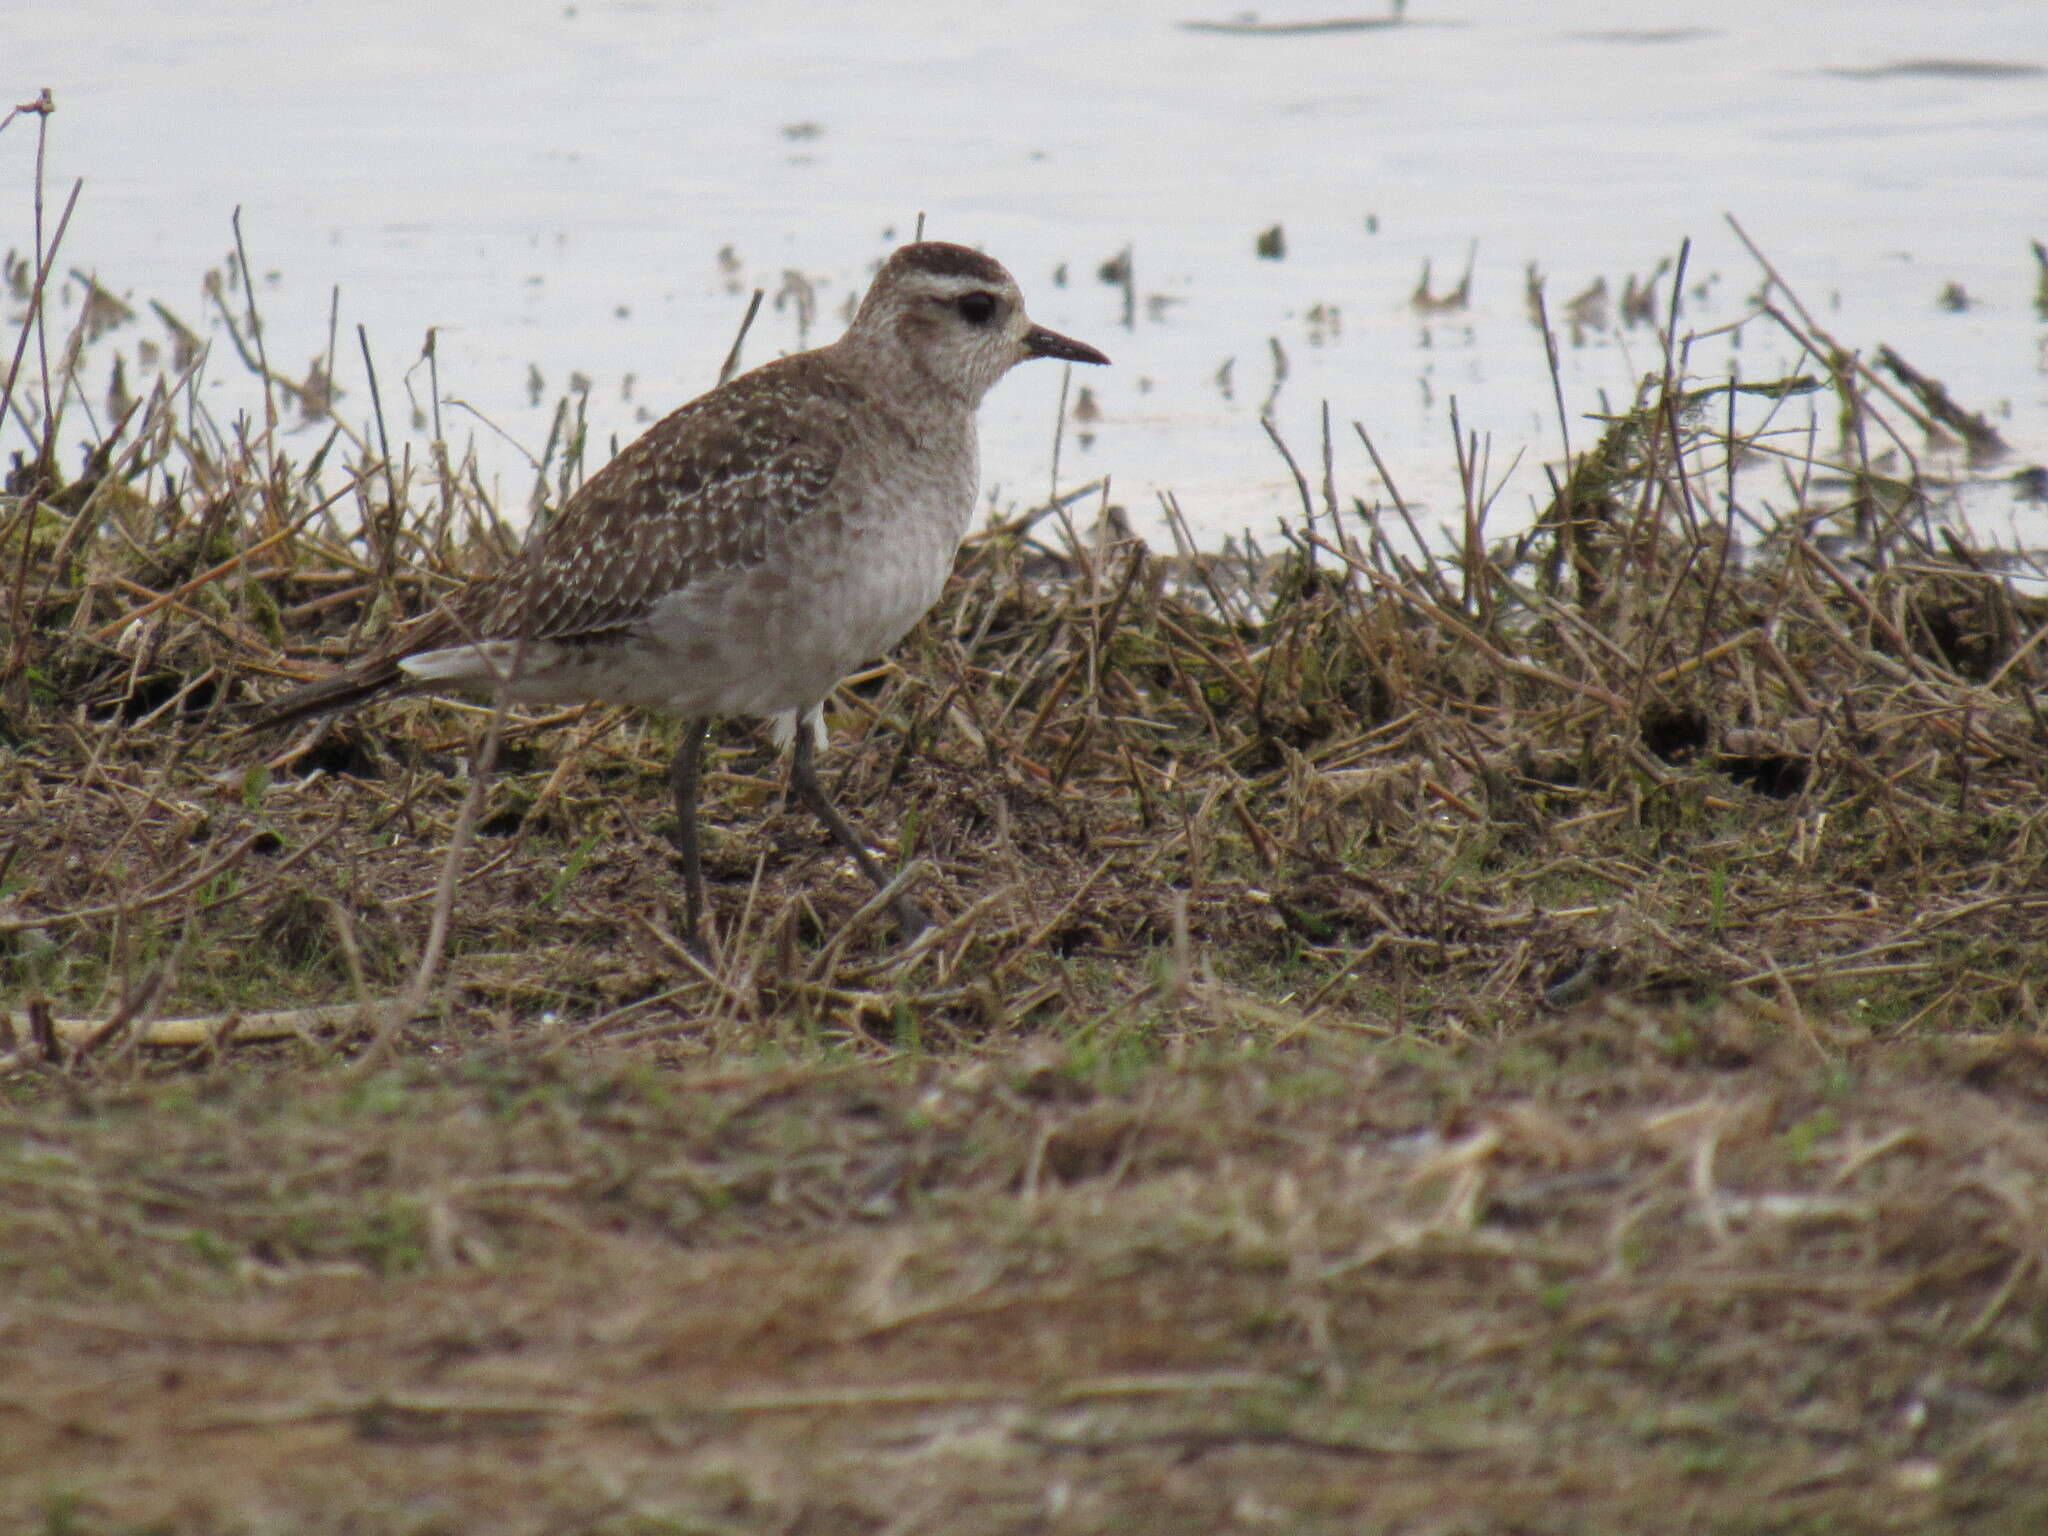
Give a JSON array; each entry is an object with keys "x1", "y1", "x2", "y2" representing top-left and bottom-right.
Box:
[{"x1": 1022, "y1": 325, "x2": 1110, "y2": 366}]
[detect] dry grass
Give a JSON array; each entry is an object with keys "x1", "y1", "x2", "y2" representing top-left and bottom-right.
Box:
[
  {"x1": 7, "y1": 106, "x2": 2048, "y2": 1530},
  {"x1": 8, "y1": 314, "x2": 2045, "y2": 1057},
  {"x1": 8, "y1": 1023, "x2": 2048, "y2": 1532}
]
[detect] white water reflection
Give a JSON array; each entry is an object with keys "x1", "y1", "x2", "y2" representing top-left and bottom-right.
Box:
[{"x1": 9, "y1": 0, "x2": 2048, "y2": 547}]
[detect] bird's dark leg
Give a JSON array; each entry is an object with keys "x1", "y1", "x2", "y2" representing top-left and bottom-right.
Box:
[
  {"x1": 667, "y1": 717, "x2": 711, "y2": 953},
  {"x1": 788, "y1": 705, "x2": 928, "y2": 939}
]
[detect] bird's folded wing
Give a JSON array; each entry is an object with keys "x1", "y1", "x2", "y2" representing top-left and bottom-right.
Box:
[
  {"x1": 249, "y1": 359, "x2": 855, "y2": 727},
  {"x1": 458, "y1": 367, "x2": 851, "y2": 649}
]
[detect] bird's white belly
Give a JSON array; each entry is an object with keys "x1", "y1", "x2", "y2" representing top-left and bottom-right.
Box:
[
  {"x1": 556, "y1": 490, "x2": 967, "y2": 720},
  {"x1": 406, "y1": 433, "x2": 978, "y2": 723},
  {"x1": 668, "y1": 539, "x2": 950, "y2": 715},
  {"x1": 401, "y1": 535, "x2": 957, "y2": 719}
]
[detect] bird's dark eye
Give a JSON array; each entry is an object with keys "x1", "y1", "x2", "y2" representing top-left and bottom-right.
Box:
[{"x1": 955, "y1": 291, "x2": 998, "y2": 326}]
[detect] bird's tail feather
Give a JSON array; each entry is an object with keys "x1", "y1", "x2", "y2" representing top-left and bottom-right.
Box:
[{"x1": 242, "y1": 662, "x2": 418, "y2": 733}]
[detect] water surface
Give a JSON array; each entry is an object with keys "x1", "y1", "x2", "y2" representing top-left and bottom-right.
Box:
[{"x1": 11, "y1": 0, "x2": 2047, "y2": 546}]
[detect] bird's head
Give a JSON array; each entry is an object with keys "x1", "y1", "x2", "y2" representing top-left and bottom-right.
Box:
[{"x1": 845, "y1": 241, "x2": 1108, "y2": 404}]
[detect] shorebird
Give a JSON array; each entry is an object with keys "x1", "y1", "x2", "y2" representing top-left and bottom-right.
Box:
[{"x1": 253, "y1": 240, "x2": 1108, "y2": 950}]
